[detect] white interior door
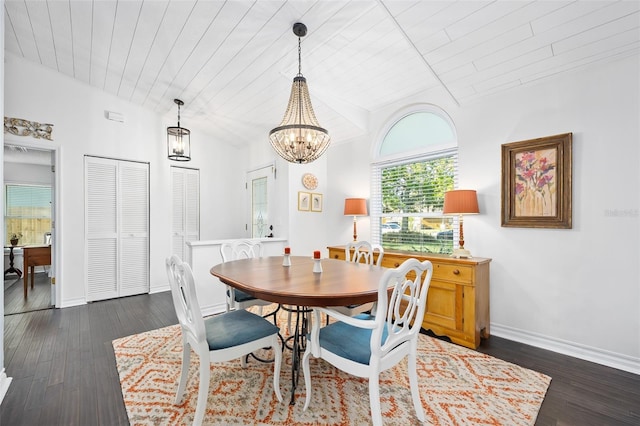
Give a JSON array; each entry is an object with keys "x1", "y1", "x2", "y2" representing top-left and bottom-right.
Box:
[
  {"x1": 171, "y1": 166, "x2": 199, "y2": 259},
  {"x1": 246, "y1": 164, "x2": 275, "y2": 238},
  {"x1": 85, "y1": 157, "x2": 118, "y2": 301},
  {"x1": 118, "y1": 161, "x2": 149, "y2": 297},
  {"x1": 171, "y1": 168, "x2": 185, "y2": 259},
  {"x1": 85, "y1": 157, "x2": 149, "y2": 301},
  {"x1": 185, "y1": 169, "x2": 200, "y2": 243}
]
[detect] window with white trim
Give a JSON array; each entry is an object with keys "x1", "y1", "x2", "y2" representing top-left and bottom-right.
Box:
[
  {"x1": 371, "y1": 108, "x2": 458, "y2": 254},
  {"x1": 5, "y1": 184, "x2": 52, "y2": 245}
]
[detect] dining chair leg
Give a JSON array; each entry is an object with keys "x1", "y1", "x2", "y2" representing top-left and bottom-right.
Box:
[
  {"x1": 271, "y1": 335, "x2": 284, "y2": 402},
  {"x1": 193, "y1": 352, "x2": 211, "y2": 426},
  {"x1": 241, "y1": 353, "x2": 248, "y2": 368},
  {"x1": 369, "y1": 373, "x2": 382, "y2": 426},
  {"x1": 408, "y1": 348, "x2": 425, "y2": 421},
  {"x1": 174, "y1": 338, "x2": 191, "y2": 404},
  {"x1": 301, "y1": 346, "x2": 312, "y2": 411}
]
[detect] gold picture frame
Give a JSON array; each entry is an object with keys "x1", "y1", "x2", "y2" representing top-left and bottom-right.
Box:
[
  {"x1": 311, "y1": 193, "x2": 323, "y2": 212},
  {"x1": 501, "y1": 133, "x2": 572, "y2": 228},
  {"x1": 298, "y1": 191, "x2": 310, "y2": 211}
]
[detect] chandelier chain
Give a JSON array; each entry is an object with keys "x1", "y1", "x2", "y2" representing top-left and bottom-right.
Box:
[{"x1": 297, "y1": 36, "x2": 302, "y2": 76}]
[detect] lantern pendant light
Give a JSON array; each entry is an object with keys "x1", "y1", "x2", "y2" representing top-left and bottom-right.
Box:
[
  {"x1": 269, "y1": 22, "x2": 330, "y2": 164},
  {"x1": 167, "y1": 99, "x2": 191, "y2": 161}
]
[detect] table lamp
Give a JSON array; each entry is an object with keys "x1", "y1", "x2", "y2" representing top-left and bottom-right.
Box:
[
  {"x1": 344, "y1": 198, "x2": 368, "y2": 241},
  {"x1": 443, "y1": 189, "x2": 479, "y2": 258}
]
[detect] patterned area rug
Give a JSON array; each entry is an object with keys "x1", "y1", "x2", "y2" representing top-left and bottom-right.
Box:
[{"x1": 113, "y1": 308, "x2": 551, "y2": 425}]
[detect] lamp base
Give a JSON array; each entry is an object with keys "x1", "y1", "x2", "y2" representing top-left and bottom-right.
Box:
[{"x1": 450, "y1": 248, "x2": 472, "y2": 259}]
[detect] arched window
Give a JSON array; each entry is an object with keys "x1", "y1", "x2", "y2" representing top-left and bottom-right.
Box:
[{"x1": 371, "y1": 106, "x2": 458, "y2": 254}]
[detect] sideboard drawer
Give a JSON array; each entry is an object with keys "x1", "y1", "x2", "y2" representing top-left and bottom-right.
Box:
[
  {"x1": 432, "y1": 263, "x2": 473, "y2": 284},
  {"x1": 379, "y1": 254, "x2": 408, "y2": 269}
]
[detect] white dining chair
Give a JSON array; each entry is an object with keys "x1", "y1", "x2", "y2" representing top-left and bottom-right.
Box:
[
  {"x1": 220, "y1": 240, "x2": 273, "y2": 315},
  {"x1": 331, "y1": 240, "x2": 384, "y2": 317},
  {"x1": 302, "y1": 257, "x2": 433, "y2": 426},
  {"x1": 165, "y1": 255, "x2": 283, "y2": 426}
]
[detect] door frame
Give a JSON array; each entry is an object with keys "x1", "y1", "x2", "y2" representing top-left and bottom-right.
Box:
[{"x1": 3, "y1": 137, "x2": 61, "y2": 308}]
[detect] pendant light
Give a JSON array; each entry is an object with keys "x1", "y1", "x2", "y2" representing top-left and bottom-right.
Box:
[
  {"x1": 167, "y1": 99, "x2": 191, "y2": 161},
  {"x1": 269, "y1": 22, "x2": 330, "y2": 164}
]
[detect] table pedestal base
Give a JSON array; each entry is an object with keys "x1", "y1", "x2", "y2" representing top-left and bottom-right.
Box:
[{"x1": 282, "y1": 305, "x2": 311, "y2": 405}]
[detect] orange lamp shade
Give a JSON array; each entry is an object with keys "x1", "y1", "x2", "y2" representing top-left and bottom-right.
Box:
[
  {"x1": 443, "y1": 190, "x2": 479, "y2": 215},
  {"x1": 344, "y1": 198, "x2": 368, "y2": 216}
]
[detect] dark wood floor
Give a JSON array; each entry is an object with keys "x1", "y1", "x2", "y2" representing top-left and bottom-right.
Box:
[
  {"x1": 2, "y1": 291, "x2": 639, "y2": 426},
  {"x1": 4, "y1": 271, "x2": 53, "y2": 316}
]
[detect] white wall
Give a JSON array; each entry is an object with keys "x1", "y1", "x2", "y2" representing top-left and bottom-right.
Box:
[
  {"x1": 324, "y1": 56, "x2": 640, "y2": 372},
  {"x1": 3, "y1": 53, "x2": 246, "y2": 307}
]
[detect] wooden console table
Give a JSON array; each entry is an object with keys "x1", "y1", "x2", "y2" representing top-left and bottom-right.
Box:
[
  {"x1": 23, "y1": 245, "x2": 51, "y2": 298},
  {"x1": 327, "y1": 245, "x2": 491, "y2": 349}
]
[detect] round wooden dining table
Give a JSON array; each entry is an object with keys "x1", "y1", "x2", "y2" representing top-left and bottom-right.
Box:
[{"x1": 210, "y1": 255, "x2": 387, "y2": 307}]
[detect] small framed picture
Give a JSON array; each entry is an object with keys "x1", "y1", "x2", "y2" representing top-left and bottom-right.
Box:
[
  {"x1": 298, "y1": 191, "x2": 310, "y2": 211},
  {"x1": 311, "y1": 193, "x2": 323, "y2": 212}
]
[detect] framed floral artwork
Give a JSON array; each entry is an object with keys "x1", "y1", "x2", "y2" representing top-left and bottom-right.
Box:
[
  {"x1": 311, "y1": 193, "x2": 323, "y2": 212},
  {"x1": 298, "y1": 191, "x2": 310, "y2": 211},
  {"x1": 501, "y1": 133, "x2": 572, "y2": 228}
]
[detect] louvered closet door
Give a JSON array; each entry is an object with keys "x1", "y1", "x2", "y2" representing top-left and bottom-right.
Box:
[
  {"x1": 119, "y1": 161, "x2": 149, "y2": 297},
  {"x1": 171, "y1": 168, "x2": 185, "y2": 259},
  {"x1": 85, "y1": 157, "x2": 118, "y2": 301},
  {"x1": 86, "y1": 157, "x2": 150, "y2": 302},
  {"x1": 184, "y1": 169, "x2": 200, "y2": 243},
  {"x1": 171, "y1": 167, "x2": 199, "y2": 260}
]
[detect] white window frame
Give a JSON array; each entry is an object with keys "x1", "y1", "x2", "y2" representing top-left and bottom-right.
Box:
[{"x1": 370, "y1": 105, "x2": 459, "y2": 252}]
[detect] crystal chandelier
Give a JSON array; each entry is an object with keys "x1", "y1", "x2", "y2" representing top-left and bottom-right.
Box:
[{"x1": 269, "y1": 23, "x2": 330, "y2": 164}]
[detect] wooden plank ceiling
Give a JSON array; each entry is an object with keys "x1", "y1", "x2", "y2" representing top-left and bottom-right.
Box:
[{"x1": 4, "y1": 0, "x2": 639, "y2": 147}]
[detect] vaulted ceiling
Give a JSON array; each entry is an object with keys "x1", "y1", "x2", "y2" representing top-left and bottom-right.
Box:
[{"x1": 5, "y1": 1, "x2": 639, "y2": 148}]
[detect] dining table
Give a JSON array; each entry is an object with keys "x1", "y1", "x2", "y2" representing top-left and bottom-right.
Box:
[{"x1": 210, "y1": 255, "x2": 387, "y2": 405}]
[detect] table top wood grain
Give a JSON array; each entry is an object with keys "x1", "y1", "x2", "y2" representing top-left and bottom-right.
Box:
[{"x1": 210, "y1": 255, "x2": 387, "y2": 307}]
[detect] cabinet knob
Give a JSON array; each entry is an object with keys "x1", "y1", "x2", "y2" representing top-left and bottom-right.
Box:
[
  {"x1": 394, "y1": 262, "x2": 400, "y2": 267},
  {"x1": 333, "y1": 254, "x2": 338, "y2": 259},
  {"x1": 452, "y1": 269, "x2": 460, "y2": 275}
]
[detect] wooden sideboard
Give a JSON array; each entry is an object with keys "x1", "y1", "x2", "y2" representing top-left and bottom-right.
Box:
[{"x1": 327, "y1": 245, "x2": 491, "y2": 349}]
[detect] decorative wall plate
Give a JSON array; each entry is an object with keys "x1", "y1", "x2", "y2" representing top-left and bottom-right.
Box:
[{"x1": 302, "y1": 173, "x2": 318, "y2": 190}]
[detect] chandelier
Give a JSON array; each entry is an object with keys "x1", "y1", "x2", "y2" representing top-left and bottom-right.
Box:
[
  {"x1": 167, "y1": 99, "x2": 191, "y2": 161},
  {"x1": 269, "y1": 22, "x2": 330, "y2": 164}
]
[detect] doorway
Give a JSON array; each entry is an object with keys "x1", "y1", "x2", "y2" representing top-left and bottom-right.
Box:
[{"x1": 3, "y1": 143, "x2": 56, "y2": 315}]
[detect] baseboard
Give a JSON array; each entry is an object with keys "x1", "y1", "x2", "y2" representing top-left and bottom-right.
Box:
[
  {"x1": 59, "y1": 297, "x2": 86, "y2": 308},
  {"x1": 201, "y1": 302, "x2": 226, "y2": 317},
  {"x1": 0, "y1": 369, "x2": 13, "y2": 404},
  {"x1": 149, "y1": 285, "x2": 169, "y2": 295},
  {"x1": 491, "y1": 323, "x2": 640, "y2": 375}
]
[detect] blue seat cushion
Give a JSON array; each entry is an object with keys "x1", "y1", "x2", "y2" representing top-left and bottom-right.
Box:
[
  {"x1": 227, "y1": 288, "x2": 256, "y2": 303},
  {"x1": 204, "y1": 309, "x2": 279, "y2": 351},
  {"x1": 315, "y1": 313, "x2": 388, "y2": 365}
]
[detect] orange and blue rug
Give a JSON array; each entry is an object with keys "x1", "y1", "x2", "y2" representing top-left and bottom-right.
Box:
[{"x1": 113, "y1": 311, "x2": 550, "y2": 425}]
